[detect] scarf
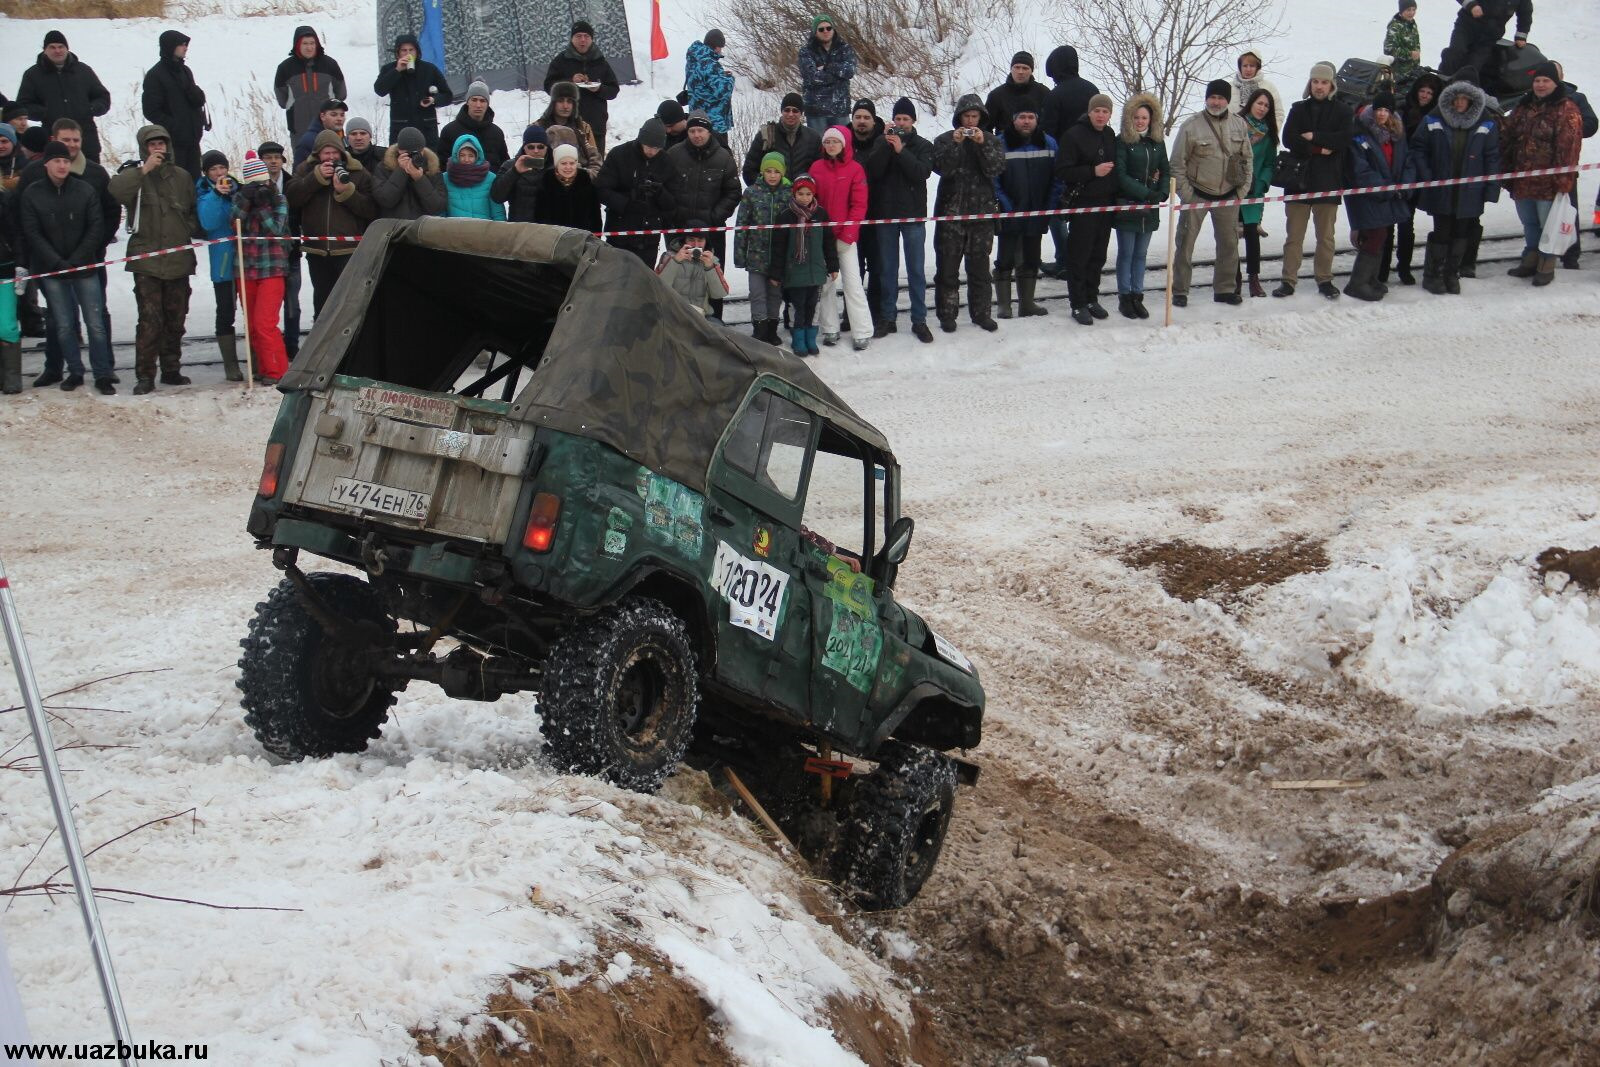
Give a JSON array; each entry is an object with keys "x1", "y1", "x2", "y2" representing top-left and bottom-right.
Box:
[
  {"x1": 788, "y1": 195, "x2": 818, "y2": 263},
  {"x1": 1245, "y1": 115, "x2": 1270, "y2": 145},
  {"x1": 447, "y1": 158, "x2": 490, "y2": 186}
]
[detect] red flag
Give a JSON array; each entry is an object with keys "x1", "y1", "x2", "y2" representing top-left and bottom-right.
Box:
[{"x1": 650, "y1": 0, "x2": 669, "y2": 61}]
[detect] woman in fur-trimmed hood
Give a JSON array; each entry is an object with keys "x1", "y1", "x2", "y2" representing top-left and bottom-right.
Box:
[
  {"x1": 1408, "y1": 78, "x2": 1501, "y2": 293},
  {"x1": 1111, "y1": 92, "x2": 1169, "y2": 316}
]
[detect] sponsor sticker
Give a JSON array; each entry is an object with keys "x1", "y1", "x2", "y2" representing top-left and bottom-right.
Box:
[
  {"x1": 354, "y1": 386, "x2": 458, "y2": 428},
  {"x1": 929, "y1": 628, "x2": 974, "y2": 674}
]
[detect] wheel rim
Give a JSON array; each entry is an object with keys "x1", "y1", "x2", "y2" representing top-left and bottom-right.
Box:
[
  {"x1": 309, "y1": 643, "x2": 379, "y2": 719},
  {"x1": 614, "y1": 648, "x2": 668, "y2": 740}
]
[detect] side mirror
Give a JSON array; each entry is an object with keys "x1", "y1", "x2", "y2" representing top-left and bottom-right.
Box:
[{"x1": 884, "y1": 516, "x2": 914, "y2": 566}]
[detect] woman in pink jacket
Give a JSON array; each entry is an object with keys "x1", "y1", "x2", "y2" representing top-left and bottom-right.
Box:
[{"x1": 810, "y1": 125, "x2": 871, "y2": 350}]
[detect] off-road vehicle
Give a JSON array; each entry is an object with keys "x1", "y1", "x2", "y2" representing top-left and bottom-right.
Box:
[{"x1": 238, "y1": 219, "x2": 985, "y2": 907}]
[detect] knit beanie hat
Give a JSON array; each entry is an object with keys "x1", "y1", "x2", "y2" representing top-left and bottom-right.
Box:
[
  {"x1": 2, "y1": 104, "x2": 29, "y2": 124},
  {"x1": 1531, "y1": 60, "x2": 1560, "y2": 84},
  {"x1": 820, "y1": 126, "x2": 845, "y2": 145},
  {"x1": 41, "y1": 140, "x2": 71, "y2": 162},
  {"x1": 19, "y1": 127, "x2": 47, "y2": 154},
  {"x1": 782, "y1": 92, "x2": 805, "y2": 112},
  {"x1": 760, "y1": 151, "x2": 787, "y2": 176},
  {"x1": 686, "y1": 109, "x2": 713, "y2": 131},
  {"x1": 571, "y1": 20, "x2": 595, "y2": 36},
  {"x1": 1205, "y1": 79, "x2": 1233, "y2": 101},
  {"x1": 705, "y1": 29, "x2": 726, "y2": 49},
  {"x1": 1309, "y1": 61, "x2": 1337, "y2": 82},
  {"x1": 466, "y1": 80, "x2": 490, "y2": 101},
  {"x1": 398, "y1": 126, "x2": 427, "y2": 151},
  {"x1": 43, "y1": 29, "x2": 68, "y2": 48},
  {"x1": 1397, "y1": 0, "x2": 1416, "y2": 12},
  {"x1": 201, "y1": 148, "x2": 229, "y2": 171},
  {"x1": 1011, "y1": 51, "x2": 1034, "y2": 70},
  {"x1": 1372, "y1": 91, "x2": 1397, "y2": 112},
  {"x1": 893, "y1": 96, "x2": 916, "y2": 120},
  {"x1": 657, "y1": 99, "x2": 687, "y2": 125},
  {"x1": 552, "y1": 143, "x2": 579, "y2": 164},
  {"x1": 1087, "y1": 93, "x2": 1114, "y2": 114},
  {"x1": 240, "y1": 150, "x2": 269, "y2": 184},
  {"x1": 638, "y1": 118, "x2": 666, "y2": 149},
  {"x1": 791, "y1": 173, "x2": 817, "y2": 193},
  {"x1": 344, "y1": 116, "x2": 372, "y2": 136},
  {"x1": 811, "y1": 13, "x2": 835, "y2": 31},
  {"x1": 852, "y1": 98, "x2": 875, "y2": 117}
]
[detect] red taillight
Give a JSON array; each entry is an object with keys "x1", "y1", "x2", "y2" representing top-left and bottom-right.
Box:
[
  {"x1": 258, "y1": 442, "x2": 286, "y2": 498},
  {"x1": 522, "y1": 492, "x2": 561, "y2": 552}
]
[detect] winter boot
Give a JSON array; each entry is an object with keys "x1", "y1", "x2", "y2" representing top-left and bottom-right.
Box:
[
  {"x1": 1533, "y1": 254, "x2": 1557, "y2": 287},
  {"x1": 1506, "y1": 251, "x2": 1539, "y2": 279},
  {"x1": 1117, "y1": 294, "x2": 1138, "y2": 319},
  {"x1": 1133, "y1": 294, "x2": 1150, "y2": 320},
  {"x1": 805, "y1": 326, "x2": 821, "y2": 355},
  {"x1": 1422, "y1": 238, "x2": 1449, "y2": 294},
  {"x1": 0, "y1": 341, "x2": 21, "y2": 395},
  {"x1": 790, "y1": 328, "x2": 806, "y2": 355},
  {"x1": 995, "y1": 272, "x2": 1014, "y2": 319},
  {"x1": 1017, "y1": 274, "x2": 1047, "y2": 316},
  {"x1": 1247, "y1": 274, "x2": 1266, "y2": 298},
  {"x1": 1445, "y1": 240, "x2": 1471, "y2": 294},
  {"x1": 217, "y1": 331, "x2": 244, "y2": 382},
  {"x1": 1342, "y1": 252, "x2": 1384, "y2": 301},
  {"x1": 1457, "y1": 230, "x2": 1481, "y2": 277}
]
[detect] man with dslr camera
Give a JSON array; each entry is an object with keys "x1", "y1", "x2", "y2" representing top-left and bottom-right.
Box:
[
  {"x1": 597, "y1": 118, "x2": 674, "y2": 265},
  {"x1": 286, "y1": 128, "x2": 375, "y2": 317},
  {"x1": 374, "y1": 125, "x2": 445, "y2": 220}
]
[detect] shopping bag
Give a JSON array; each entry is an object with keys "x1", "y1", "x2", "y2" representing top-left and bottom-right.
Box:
[{"x1": 1539, "y1": 195, "x2": 1579, "y2": 256}]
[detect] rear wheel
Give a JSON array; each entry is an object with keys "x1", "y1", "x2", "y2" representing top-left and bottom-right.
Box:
[
  {"x1": 237, "y1": 573, "x2": 398, "y2": 760},
  {"x1": 838, "y1": 740, "x2": 958, "y2": 910},
  {"x1": 539, "y1": 597, "x2": 699, "y2": 793}
]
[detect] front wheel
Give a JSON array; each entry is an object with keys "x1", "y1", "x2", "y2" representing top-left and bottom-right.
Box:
[
  {"x1": 538, "y1": 597, "x2": 699, "y2": 794},
  {"x1": 237, "y1": 573, "x2": 398, "y2": 760},
  {"x1": 837, "y1": 740, "x2": 958, "y2": 910}
]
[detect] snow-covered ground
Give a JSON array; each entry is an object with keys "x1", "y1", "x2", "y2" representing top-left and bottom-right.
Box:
[{"x1": 2, "y1": 1, "x2": 1600, "y2": 1064}]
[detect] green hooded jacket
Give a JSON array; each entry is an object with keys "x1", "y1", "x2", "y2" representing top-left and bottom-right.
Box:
[{"x1": 107, "y1": 123, "x2": 198, "y2": 280}]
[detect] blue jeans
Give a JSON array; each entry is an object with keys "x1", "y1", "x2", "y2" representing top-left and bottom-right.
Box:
[
  {"x1": 806, "y1": 113, "x2": 846, "y2": 134},
  {"x1": 875, "y1": 222, "x2": 928, "y2": 324},
  {"x1": 1515, "y1": 197, "x2": 1553, "y2": 256},
  {"x1": 1115, "y1": 230, "x2": 1154, "y2": 294},
  {"x1": 40, "y1": 272, "x2": 113, "y2": 380}
]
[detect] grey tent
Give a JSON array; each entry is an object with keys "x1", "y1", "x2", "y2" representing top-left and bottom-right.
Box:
[{"x1": 377, "y1": 0, "x2": 637, "y2": 101}]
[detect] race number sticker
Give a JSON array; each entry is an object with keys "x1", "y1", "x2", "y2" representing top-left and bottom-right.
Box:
[
  {"x1": 711, "y1": 540, "x2": 790, "y2": 641},
  {"x1": 928, "y1": 628, "x2": 974, "y2": 674}
]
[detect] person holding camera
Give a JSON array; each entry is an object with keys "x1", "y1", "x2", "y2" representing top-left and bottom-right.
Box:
[
  {"x1": 196, "y1": 149, "x2": 245, "y2": 379},
  {"x1": 230, "y1": 150, "x2": 291, "y2": 382},
  {"x1": 374, "y1": 33, "x2": 452, "y2": 152},
  {"x1": 655, "y1": 224, "x2": 730, "y2": 319},
  {"x1": 492, "y1": 126, "x2": 549, "y2": 223},
  {"x1": 286, "y1": 128, "x2": 375, "y2": 317},
  {"x1": 930, "y1": 95, "x2": 1006, "y2": 334},
  {"x1": 374, "y1": 125, "x2": 445, "y2": 220},
  {"x1": 109, "y1": 124, "x2": 199, "y2": 393},
  {"x1": 597, "y1": 119, "x2": 673, "y2": 265}
]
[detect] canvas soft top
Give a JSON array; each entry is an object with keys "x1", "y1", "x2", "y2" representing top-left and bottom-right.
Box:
[{"x1": 279, "y1": 218, "x2": 891, "y2": 492}]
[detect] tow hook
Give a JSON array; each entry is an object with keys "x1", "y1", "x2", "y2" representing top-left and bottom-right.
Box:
[{"x1": 359, "y1": 533, "x2": 390, "y2": 577}]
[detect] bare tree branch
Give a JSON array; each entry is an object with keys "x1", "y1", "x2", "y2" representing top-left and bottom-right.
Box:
[{"x1": 2, "y1": 881, "x2": 301, "y2": 912}]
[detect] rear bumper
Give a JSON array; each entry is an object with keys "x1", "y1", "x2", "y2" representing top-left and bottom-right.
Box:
[{"x1": 259, "y1": 511, "x2": 494, "y2": 587}]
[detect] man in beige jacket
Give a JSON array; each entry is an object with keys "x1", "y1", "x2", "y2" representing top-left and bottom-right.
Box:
[{"x1": 1169, "y1": 79, "x2": 1254, "y2": 307}]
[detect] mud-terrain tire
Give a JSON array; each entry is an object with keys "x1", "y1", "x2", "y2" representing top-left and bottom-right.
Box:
[
  {"x1": 539, "y1": 597, "x2": 699, "y2": 794},
  {"x1": 237, "y1": 574, "x2": 398, "y2": 760},
  {"x1": 838, "y1": 740, "x2": 958, "y2": 909}
]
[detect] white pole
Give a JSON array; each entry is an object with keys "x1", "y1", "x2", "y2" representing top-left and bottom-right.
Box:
[{"x1": 0, "y1": 557, "x2": 133, "y2": 1065}]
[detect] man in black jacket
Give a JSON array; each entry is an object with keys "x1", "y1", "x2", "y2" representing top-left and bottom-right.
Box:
[
  {"x1": 141, "y1": 30, "x2": 207, "y2": 177},
  {"x1": 491, "y1": 125, "x2": 549, "y2": 222},
  {"x1": 598, "y1": 118, "x2": 674, "y2": 266},
  {"x1": 439, "y1": 81, "x2": 510, "y2": 171},
  {"x1": 20, "y1": 141, "x2": 113, "y2": 393},
  {"x1": 1275, "y1": 63, "x2": 1353, "y2": 298},
  {"x1": 544, "y1": 21, "x2": 621, "y2": 153},
  {"x1": 657, "y1": 100, "x2": 690, "y2": 150},
  {"x1": 664, "y1": 111, "x2": 740, "y2": 313},
  {"x1": 374, "y1": 33, "x2": 451, "y2": 152},
  {"x1": 13, "y1": 118, "x2": 119, "y2": 388},
  {"x1": 864, "y1": 98, "x2": 934, "y2": 341},
  {"x1": 742, "y1": 93, "x2": 822, "y2": 187},
  {"x1": 849, "y1": 99, "x2": 889, "y2": 328},
  {"x1": 16, "y1": 31, "x2": 112, "y2": 163},
  {"x1": 1442, "y1": 0, "x2": 1533, "y2": 89},
  {"x1": 1055, "y1": 94, "x2": 1119, "y2": 323},
  {"x1": 985, "y1": 52, "x2": 1050, "y2": 136},
  {"x1": 1040, "y1": 45, "x2": 1099, "y2": 277}
]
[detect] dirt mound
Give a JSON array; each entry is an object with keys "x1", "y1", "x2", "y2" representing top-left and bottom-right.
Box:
[
  {"x1": 1122, "y1": 538, "x2": 1330, "y2": 604},
  {"x1": 1535, "y1": 546, "x2": 1600, "y2": 593},
  {"x1": 1434, "y1": 798, "x2": 1600, "y2": 923},
  {"x1": 415, "y1": 938, "x2": 952, "y2": 1066}
]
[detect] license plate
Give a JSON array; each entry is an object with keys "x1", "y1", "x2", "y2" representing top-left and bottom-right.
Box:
[{"x1": 328, "y1": 477, "x2": 431, "y2": 521}]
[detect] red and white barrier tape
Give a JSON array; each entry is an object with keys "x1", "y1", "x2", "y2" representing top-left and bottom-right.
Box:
[{"x1": 7, "y1": 162, "x2": 1593, "y2": 285}]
